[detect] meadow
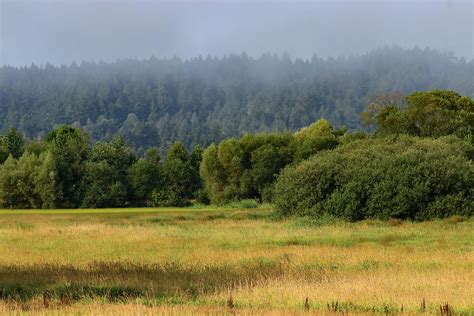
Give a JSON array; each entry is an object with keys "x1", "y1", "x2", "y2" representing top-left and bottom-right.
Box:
[{"x1": 0, "y1": 207, "x2": 472, "y2": 315}]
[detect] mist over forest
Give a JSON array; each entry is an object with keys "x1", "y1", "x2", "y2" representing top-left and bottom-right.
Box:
[
  {"x1": 0, "y1": 47, "x2": 473, "y2": 153},
  {"x1": 0, "y1": 0, "x2": 473, "y2": 152}
]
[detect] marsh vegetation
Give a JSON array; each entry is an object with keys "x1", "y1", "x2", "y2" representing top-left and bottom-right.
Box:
[{"x1": 0, "y1": 208, "x2": 472, "y2": 314}]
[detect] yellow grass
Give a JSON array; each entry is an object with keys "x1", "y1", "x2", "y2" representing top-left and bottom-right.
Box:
[{"x1": 0, "y1": 208, "x2": 472, "y2": 314}]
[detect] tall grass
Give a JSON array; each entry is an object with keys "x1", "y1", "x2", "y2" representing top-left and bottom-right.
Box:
[{"x1": 0, "y1": 208, "x2": 472, "y2": 314}]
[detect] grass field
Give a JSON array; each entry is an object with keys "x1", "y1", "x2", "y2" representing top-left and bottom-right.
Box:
[{"x1": 0, "y1": 207, "x2": 472, "y2": 315}]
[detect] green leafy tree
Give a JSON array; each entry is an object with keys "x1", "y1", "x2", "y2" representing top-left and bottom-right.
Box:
[
  {"x1": 294, "y1": 118, "x2": 333, "y2": 140},
  {"x1": 213, "y1": 138, "x2": 246, "y2": 202},
  {"x1": 293, "y1": 119, "x2": 340, "y2": 161},
  {"x1": 81, "y1": 161, "x2": 128, "y2": 208},
  {"x1": 200, "y1": 144, "x2": 227, "y2": 204},
  {"x1": 0, "y1": 152, "x2": 41, "y2": 208},
  {"x1": 128, "y1": 158, "x2": 162, "y2": 206},
  {"x1": 81, "y1": 136, "x2": 136, "y2": 207},
  {"x1": 363, "y1": 90, "x2": 474, "y2": 139},
  {"x1": 200, "y1": 132, "x2": 296, "y2": 204},
  {"x1": 34, "y1": 151, "x2": 58, "y2": 209},
  {"x1": 0, "y1": 156, "x2": 21, "y2": 208},
  {"x1": 152, "y1": 142, "x2": 194, "y2": 206},
  {"x1": 405, "y1": 90, "x2": 473, "y2": 138},
  {"x1": 88, "y1": 136, "x2": 136, "y2": 176},
  {"x1": 45, "y1": 125, "x2": 90, "y2": 208},
  {"x1": 0, "y1": 128, "x2": 25, "y2": 162}
]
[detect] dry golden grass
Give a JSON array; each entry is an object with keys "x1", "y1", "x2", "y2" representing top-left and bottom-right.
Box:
[
  {"x1": 0, "y1": 300, "x2": 379, "y2": 315},
  {"x1": 0, "y1": 208, "x2": 472, "y2": 314}
]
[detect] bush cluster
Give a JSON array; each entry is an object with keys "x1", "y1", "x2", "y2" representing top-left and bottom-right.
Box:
[{"x1": 274, "y1": 136, "x2": 473, "y2": 220}]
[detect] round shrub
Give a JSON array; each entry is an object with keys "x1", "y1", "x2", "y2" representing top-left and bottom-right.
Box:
[{"x1": 274, "y1": 136, "x2": 473, "y2": 220}]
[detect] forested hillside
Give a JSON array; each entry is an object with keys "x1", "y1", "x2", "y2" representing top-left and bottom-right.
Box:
[{"x1": 1, "y1": 47, "x2": 473, "y2": 153}]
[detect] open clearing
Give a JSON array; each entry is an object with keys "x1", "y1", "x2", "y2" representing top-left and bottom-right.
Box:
[{"x1": 0, "y1": 207, "x2": 472, "y2": 315}]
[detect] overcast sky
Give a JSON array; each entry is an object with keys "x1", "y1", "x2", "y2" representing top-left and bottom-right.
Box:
[{"x1": 1, "y1": 0, "x2": 473, "y2": 66}]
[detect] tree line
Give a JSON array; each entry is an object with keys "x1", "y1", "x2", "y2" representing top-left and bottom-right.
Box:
[
  {"x1": 0, "y1": 89, "x2": 472, "y2": 220},
  {"x1": 1, "y1": 47, "x2": 473, "y2": 155},
  {"x1": 0, "y1": 126, "x2": 203, "y2": 208}
]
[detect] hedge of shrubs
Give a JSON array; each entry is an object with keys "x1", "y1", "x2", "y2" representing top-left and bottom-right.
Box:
[{"x1": 274, "y1": 135, "x2": 473, "y2": 220}]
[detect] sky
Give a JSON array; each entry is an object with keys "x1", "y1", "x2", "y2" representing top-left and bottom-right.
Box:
[{"x1": 1, "y1": 0, "x2": 473, "y2": 66}]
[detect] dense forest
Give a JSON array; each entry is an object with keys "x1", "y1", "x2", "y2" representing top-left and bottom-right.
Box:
[
  {"x1": 0, "y1": 89, "x2": 472, "y2": 220},
  {"x1": 1, "y1": 47, "x2": 473, "y2": 154}
]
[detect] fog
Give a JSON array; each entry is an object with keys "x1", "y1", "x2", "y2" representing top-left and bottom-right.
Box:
[{"x1": 1, "y1": 0, "x2": 473, "y2": 66}]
